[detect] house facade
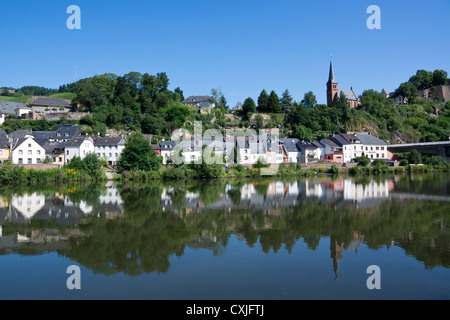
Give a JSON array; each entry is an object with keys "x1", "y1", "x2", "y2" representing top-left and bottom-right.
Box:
[
  {"x1": 65, "y1": 137, "x2": 95, "y2": 163},
  {"x1": 320, "y1": 138, "x2": 343, "y2": 163},
  {"x1": 279, "y1": 139, "x2": 301, "y2": 163},
  {"x1": 0, "y1": 135, "x2": 10, "y2": 164},
  {"x1": 94, "y1": 137, "x2": 126, "y2": 167},
  {"x1": 355, "y1": 133, "x2": 388, "y2": 160},
  {"x1": 11, "y1": 137, "x2": 46, "y2": 164},
  {"x1": 332, "y1": 133, "x2": 365, "y2": 163}
]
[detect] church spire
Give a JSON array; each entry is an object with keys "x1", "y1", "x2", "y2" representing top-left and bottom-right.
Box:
[{"x1": 327, "y1": 59, "x2": 336, "y2": 84}]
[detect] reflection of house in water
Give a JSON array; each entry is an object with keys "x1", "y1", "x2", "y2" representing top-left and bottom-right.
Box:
[
  {"x1": 343, "y1": 178, "x2": 395, "y2": 209},
  {"x1": 0, "y1": 186, "x2": 124, "y2": 227},
  {"x1": 11, "y1": 193, "x2": 45, "y2": 220},
  {"x1": 159, "y1": 178, "x2": 395, "y2": 214}
]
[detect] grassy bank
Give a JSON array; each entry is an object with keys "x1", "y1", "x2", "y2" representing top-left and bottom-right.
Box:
[
  {"x1": 0, "y1": 161, "x2": 448, "y2": 184},
  {"x1": 116, "y1": 162, "x2": 450, "y2": 182},
  {"x1": 0, "y1": 163, "x2": 107, "y2": 183}
]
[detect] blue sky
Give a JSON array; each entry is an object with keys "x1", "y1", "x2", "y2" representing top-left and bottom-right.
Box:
[{"x1": 1, "y1": 0, "x2": 449, "y2": 107}]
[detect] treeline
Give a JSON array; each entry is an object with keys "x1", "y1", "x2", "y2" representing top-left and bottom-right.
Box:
[{"x1": 0, "y1": 85, "x2": 59, "y2": 97}]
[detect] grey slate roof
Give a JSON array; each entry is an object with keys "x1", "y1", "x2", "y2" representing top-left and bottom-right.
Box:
[
  {"x1": 9, "y1": 130, "x2": 32, "y2": 140},
  {"x1": 32, "y1": 131, "x2": 56, "y2": 140},
  {"x1": 65, "y1": 137, "x2": 91, "y2": 147},
  {"x1": 0, "y1": 135, "x2": 9, "y2": 149},
  {"x1": 29, "y1": 97, "x2": 71, "y2": 107},
  {"x1": 320, "y1": 139, "x2": 341, "y2": 149},
  {"x1": 181, "y1": 96, "x2": 212, "y2": 104},
  {"x1": 0, "y1": 101, "x2": 26, "y2": 115},
  {"x1": 355, "y1": 133, "x2": 387, "y2": 146},
  {"x1": 93, "y1": 137, "x2": 125, "y2": 146},
  {"x1": 160, "y1": 141, "x2": 179, "y2": 150},
  {"x1": 337, "y1": 89, "x2": 358, "y2": 101},
  {"x1": 280, "y1": 138, "x2": 300, "y2": 153},
  {"x1": 35, "y1": 139, "x2": 67, "y2": 153},
  {"x1": 55, "y1": 124, "x2": 80, "y2": 139}
]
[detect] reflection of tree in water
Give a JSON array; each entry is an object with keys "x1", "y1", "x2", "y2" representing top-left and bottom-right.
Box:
[
  {"x1": 3, "y1": 175, "x2": 450, "y2": 276},
  {"x1": 60, "y1": 213, "x2": 189, "y2": 276}
]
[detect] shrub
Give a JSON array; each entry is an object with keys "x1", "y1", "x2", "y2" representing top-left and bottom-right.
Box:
[
  {"x1": 399, "y1": 159, "x2": 409, "y2": 166},
  {"x1": 328, "y1": 164, "x2": 339, "y2": 175}
]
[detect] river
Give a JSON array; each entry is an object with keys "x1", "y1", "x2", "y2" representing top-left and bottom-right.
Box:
[{"x1": 0, "y1": 173, "x2": 449, "y2": 300}]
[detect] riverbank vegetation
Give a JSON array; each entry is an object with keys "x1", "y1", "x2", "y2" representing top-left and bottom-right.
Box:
[{"x1": 2, "y1": 69, "x2": 450, "y2": 145}]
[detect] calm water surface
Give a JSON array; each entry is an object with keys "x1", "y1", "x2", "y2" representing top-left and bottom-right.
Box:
[{"x1": 0, "y1": 173, "x2": 449, "y2": 300}]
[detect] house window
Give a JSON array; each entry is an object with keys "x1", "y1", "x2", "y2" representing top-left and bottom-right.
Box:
[
  {"x1": 115, "y1": 153, "x2": 118, "y2": 157},
  {"x1": 371, "y1": 147, "x2": 373, "y2": 151},
  {"x1": 28, "y1": 144, "x2": 31, "y2": 148},
  {"x1": 376, "y1": 147, "x2": 379, "y2": 150},
  {"x1": 382, "y1": 154, "x2": 385, "y2": 158},
  {"x1": 59, "y1": 157, "x2": 62, "y2": 162},
  {"x1": 28, "y1": 150, "x2": 32, "y2": 155},
  {"x1": 109, "y1": 153, "x2": 112, "y2": 157},
  {"x1": 53, "y1": 157, "x2": 56, "y2": 162},
  {"x1": 381, "y1": 147, "x2": 384, "y2": 150},
  {"x1": 67, "y1": 150, "x2": 69, "y2": 155},
  {"x1": 0, "y1": 150, "x2": 2, "y2": 156},
  {"x1": 18, "y1": 158, "x2": 23, "y2": 164},
  {"x1": 19, "y1": 150, "x2": 23, "y2": 155},
  {"x1": 37, "y1": 150, "x2": 41, "y2": 155},
  {"x1": 28, "y1": 158, "x2": 32, "y2": 164},
  {"x1": 36, "y1": 159, "x2": 41, "y2": 164}
]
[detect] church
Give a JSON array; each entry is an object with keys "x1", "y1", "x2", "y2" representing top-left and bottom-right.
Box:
[{"x1": 326, "y1": 60, "x2": 360, "y2": 109}]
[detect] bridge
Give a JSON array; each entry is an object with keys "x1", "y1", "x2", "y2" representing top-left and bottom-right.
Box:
[{"x1": 387, "y1": 140, "x2": 450, "y2": 162}]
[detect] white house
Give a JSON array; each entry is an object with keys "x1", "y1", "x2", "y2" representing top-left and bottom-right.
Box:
[
  {"x1": 10, "y1": 137, "x2": 46, "y2": 164},
  {"x1": 94, "y1": 136, "x2": 126, "y2": 167},
  {"x1": 332, "y1": 133, "x2": 365, "y2": 163},
  {"x1": 279, "y1": 138, "x2": 301, "y2": 163},
  {"x1": 355, "y1": 133, "x2": 388, "y2": 160},
  {"x1": 65, "y1": 136, "x2": 95, "y2": 163},
  {"x1": 160, "y1": 140, "x2": 179, "y2": 164}
]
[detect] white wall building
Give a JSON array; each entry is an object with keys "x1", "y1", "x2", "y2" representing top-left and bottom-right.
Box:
[
  {"x1": 94, "y1": 137, "x2": 126, "y2": 166},
  {"x1": 11, "y1": 137, "x2": 46, "y2": 164},
  {"x1": 65, "y1": 137, "x2": 95, "y2": 163}
]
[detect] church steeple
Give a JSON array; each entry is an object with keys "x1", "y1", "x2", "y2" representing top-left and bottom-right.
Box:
[
  {"x1": 327, "y1": 60, "x2": 336, "y2": 84},
  {"x1": 326, "y1": 59, "x2": 338, "y2": 107}
]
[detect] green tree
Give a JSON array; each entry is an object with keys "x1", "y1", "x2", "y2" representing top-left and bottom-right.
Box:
[
  {"x1": 301, "y1": 91, "x2": 317, "y2": 109},
  {"x1": 280, "y1": 89, "x2": 294, "y2": 113},
  {"x1": 83, "y1": 153, "x2": 102, "y2": 178},
  {"x1": 268, "y1": 90, "x2": 281, "y2": 113},
  {"x1": 432, "y1": 69, "x2": 448, "y2": 87},
  {"x1": 409, "y1": 70, "x2": 433, "y2": 90},
  {"x1": 241, "y1": 97, "x2": 256, "y2": 120},
  {"x1": 254, "y1": 114, "x2": 264, "y2": 131},
  {"x1": 396, "y1": 82, "x2": 417, "y2": 104},
  {"x1": 407, "y1": 149, "x2": 422, "y2": 164},
  {"x1": 257, "y1": 89, "x2": 269, "y2": 113},
  {"x1": 118, "y1": 131, "x2": 162, "y2": 172}
]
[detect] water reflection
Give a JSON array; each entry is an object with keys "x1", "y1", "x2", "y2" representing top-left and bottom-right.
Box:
[{"x1": 0, "y1": 173, "x2": 449, "y2": 277}]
